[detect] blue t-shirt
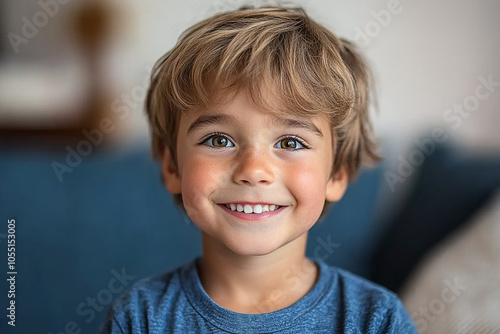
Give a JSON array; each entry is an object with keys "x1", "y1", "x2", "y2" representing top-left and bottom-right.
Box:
[{"x1": 99, "y1": 257, "x2": 417, "y2": 333}]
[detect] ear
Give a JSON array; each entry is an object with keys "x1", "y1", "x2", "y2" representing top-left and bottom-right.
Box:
[
  {"x1": 325, "y1": 167, "x2": 348, "y2": 202},
  {"x1": 160, "y1": 147, "x2": 182, "y2": 194}
]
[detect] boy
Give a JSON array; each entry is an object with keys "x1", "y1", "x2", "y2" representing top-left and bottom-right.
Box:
[{"x1": 100, "y1": 6, "x2": 417, "y2": 333}]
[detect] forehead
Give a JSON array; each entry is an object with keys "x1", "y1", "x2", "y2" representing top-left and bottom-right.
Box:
[
  {"x1": 185, "y1": 87, "x2": 330, "y2": 131},
  {"x1": 186, "y1": 111, "x2": 326, "y2": 138},
  {"x1": 184, "y1": 86, "x2": 331, "y2": 125}
]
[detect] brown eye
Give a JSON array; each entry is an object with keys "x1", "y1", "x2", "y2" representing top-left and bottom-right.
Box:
[
  {"x1": 203, "y1": 134, "x2": 234, "y2": 148},
  {"x1": 274, "y1": 137, "x2": 307, "y2": 150},
  {"x1": 212, "y1": 136, "x2": 228, "y2": 147},
  {"x1": 279, "y1": 139, "x2": 297, "y2": 149}
]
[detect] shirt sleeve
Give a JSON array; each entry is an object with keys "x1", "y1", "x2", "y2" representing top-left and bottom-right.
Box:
[{"x1": 385, "y1": 297, "x2": 418, "y2": 334}]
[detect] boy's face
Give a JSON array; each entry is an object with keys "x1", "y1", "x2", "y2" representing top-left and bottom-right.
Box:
[{"x1": 161, "y1": 89, "x2": 347, "y2": 256}]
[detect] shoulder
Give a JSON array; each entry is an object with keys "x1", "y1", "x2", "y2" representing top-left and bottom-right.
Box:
[
  {"x1": 329, "y1": 265, "x2": 397, "y2": 303},
  {"x1": 318, "y1": 262, "x2": 417, "y2": 333},
  {"x1": 98, "y1": 262, "x2": 190, "y2": 334}
]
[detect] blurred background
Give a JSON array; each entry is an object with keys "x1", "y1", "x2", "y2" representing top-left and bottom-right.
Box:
[{"x1": 0, "y1": 0, "x2": 499, "y2": 333}]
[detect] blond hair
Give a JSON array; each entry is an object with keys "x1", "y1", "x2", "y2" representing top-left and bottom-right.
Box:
[{"x1": 145, "y1": 6, "x2": 380, "y2": 215}]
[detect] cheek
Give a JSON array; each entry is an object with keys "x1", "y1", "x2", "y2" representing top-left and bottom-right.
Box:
[
  {"x1": 179, "y1": 156, "x2": 223, "y2": 217},
  {"x1": 287, "y1": 162, "x2": 328, "y2": 210}
]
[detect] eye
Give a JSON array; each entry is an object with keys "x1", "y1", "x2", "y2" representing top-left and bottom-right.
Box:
[
  {"x1": 201, "y1": 133, "x2": 234, "y2": 148},
  {"x1": 274, "y1": 136, "x2": 308, "y2": 150}
]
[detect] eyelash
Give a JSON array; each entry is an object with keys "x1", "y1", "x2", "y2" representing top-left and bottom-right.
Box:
[
  {"x1": 275, "y1": 135, "x2": 310, "y2": 150},
  {"x1": 198, "y1": 132, "x2": 310, "y2": 150}
]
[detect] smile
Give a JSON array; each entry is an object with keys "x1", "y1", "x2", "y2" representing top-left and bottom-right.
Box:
[
  {"x1": 223, "y1": 203, "x2": 282, "y2": 214},
  {"x1": 217, "y1": 203, "x2": 287, "y2": 221}
]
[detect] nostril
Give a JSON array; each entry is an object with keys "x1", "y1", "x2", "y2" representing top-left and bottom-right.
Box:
[
  {"x1": 232, "y1": 163, "x2": 275, "y2": 185},
  {"x1": 237, "y1": 179, "x2": 270, "y2": 186}
]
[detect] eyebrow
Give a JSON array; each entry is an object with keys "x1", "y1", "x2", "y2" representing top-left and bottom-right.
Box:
[
  {"x1": 187, "y1": 114, "x2": 238, "y2": 134},
  {"x1": 271, "y1": 117, "x2": 324, "y2": 138},
  {"x1": 187, "y1": 113, "x2": 323, "y2": 138}
]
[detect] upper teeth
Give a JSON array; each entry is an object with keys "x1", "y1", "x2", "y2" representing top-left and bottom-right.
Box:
[{"x1": 225, "y1": 204, "x2": 279, "y2": 213}]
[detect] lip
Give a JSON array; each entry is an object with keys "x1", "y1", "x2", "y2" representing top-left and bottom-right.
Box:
[{"x1": 217, "y1": 204, "x2": 287, "y2": 221}]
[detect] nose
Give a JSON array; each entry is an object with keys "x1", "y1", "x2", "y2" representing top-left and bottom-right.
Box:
[{"x1": 232, "y1": 148, "x2": 275, "y2": 186}]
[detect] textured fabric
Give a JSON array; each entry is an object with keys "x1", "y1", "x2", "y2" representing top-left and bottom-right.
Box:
[
  {"x1": 99, "y1": 257, "x2": 417, "y2": 333},
  {"x1": 401, "y1": 190, "x2": 500, "y2": 333}
]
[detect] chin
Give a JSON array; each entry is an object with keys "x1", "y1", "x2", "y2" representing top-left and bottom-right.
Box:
[{"x1": 225, "y1": 239, "x2": 282, "y2": 257}]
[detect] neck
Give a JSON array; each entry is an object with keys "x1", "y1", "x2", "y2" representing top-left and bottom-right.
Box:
[{"x1": 197, "y1": 232, "x2": 319, "y2": 314}]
